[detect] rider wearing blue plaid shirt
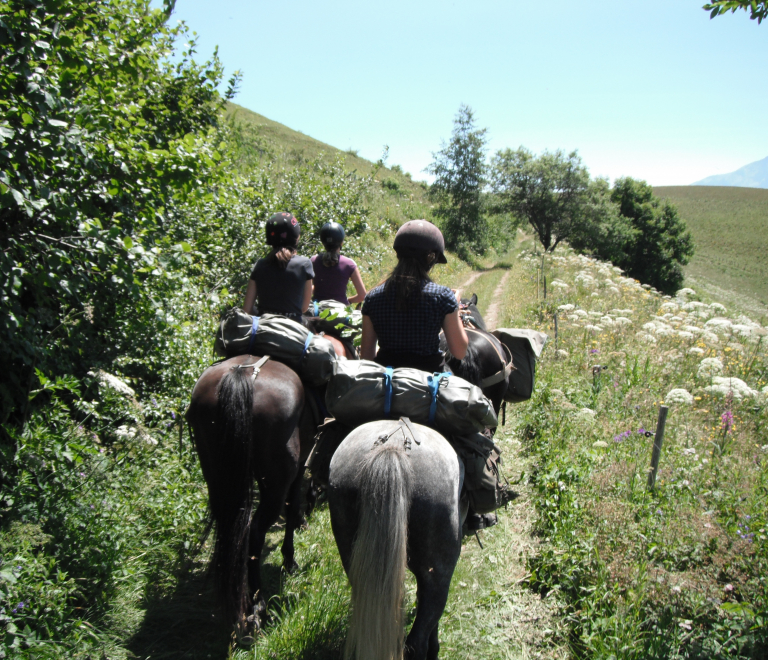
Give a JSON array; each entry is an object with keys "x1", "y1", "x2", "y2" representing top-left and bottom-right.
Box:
[{"x1": 360, "y1": 220, "x2": 468, "y2": 372}]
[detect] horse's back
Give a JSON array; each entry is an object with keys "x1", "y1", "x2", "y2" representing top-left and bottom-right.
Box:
[
  {"x1": 328, "y1": 420, "x2": 463, "y2": 573},
  {"x1": 189, "y1": 355, "x2": 304, "y2": 419}
]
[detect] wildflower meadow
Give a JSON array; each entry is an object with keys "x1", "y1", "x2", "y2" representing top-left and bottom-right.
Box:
[{"x1": 512, "y1": 247, "x2": 767, "y2": 659}]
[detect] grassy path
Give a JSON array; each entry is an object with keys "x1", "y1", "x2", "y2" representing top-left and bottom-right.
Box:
[{"x1": 438, "y1": 264, "x2": 566, "y2": 660}]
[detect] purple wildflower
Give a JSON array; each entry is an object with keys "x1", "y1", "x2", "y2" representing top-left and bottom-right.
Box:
[
  {"x1": 638, "y1": 427, "x2": 646, "y2": 435},
  {"x1": 590, "y1": 349, "x2": 599, "y2": 354},
  {"x1": 171, "y1": 411, "x2": 176, "y2": 420},
  {"x1": 721, "y1": 410, "x2": 734, "y2": 433}
]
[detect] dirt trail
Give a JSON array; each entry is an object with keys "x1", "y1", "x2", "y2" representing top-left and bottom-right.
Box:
[
  {"x1": 483, "y1": 270, "x2": 512, "y2": 329},
  {"x1": 446, "y1": 263, "x2": 566, "y2": 659},
  {"x1": 455, "y1": 271, "x2": 485, "y2": 300}
]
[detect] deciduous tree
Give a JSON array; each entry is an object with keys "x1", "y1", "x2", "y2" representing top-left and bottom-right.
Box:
[
  {"x1": 609, "y1": 178, "x2": 695, "y2": 294},
  {"x1": 703, "y1": 1, "x2": 767, "y2": 23},
  {"x1": 490, "y1": 147, "x2": 591, "y2": 252},
  {"x1": 427, "y1": 105, "x2": 488, "y2": 258}
]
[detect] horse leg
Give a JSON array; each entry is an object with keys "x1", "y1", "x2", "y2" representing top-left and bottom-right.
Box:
[
  {"x1": 404, "y1": 569, "x2": 453, "y2": 660},
  {"x1": 281, "y1": 463, "x2": 306, "y2": 574},
  {"x1": 246, "y1": 478, "x2": 293, "y2": 628}
]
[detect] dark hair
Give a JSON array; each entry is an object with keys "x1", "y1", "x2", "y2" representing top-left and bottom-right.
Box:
[
  {"x1": 383, "y1": 252, "x2": 436, "y2": 312},
  {"x1": 321, "y1": 247, "x2": 341, "y2": 268},
  {"x1": 269, "y1": 246, "x2": 296, "y2": 269}
]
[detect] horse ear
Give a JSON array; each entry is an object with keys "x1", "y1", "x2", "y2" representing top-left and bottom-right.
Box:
[{"x1": 470, "y1": 293, "x2": 478, "y2": 306}]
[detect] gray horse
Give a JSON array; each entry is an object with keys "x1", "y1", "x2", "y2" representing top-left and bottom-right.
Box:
[{"x1": 328, "y1": 419, "x2": 466, "y2": 660}]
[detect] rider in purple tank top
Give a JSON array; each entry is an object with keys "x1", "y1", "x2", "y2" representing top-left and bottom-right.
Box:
[{"x1": 311, "y1": 222, "x2": 366, "y2": 305}]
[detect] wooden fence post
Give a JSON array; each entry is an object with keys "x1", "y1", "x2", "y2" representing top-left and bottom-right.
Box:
[{"x1": 647, "y1": 405, "x2": 669, "y2": 490}]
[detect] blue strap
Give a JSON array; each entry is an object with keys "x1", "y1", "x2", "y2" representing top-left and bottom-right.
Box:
[
  {"x1": 313, "y1": 301, "x2": 319, "y2": 316},
  {"x1": 383, "y1": 367, "x2": 394, "y2": 418},
  {"x1": 248, "y1": 315, "x2": 260, "y2": 354},
  {"x1": 427, "y1": 372, "x2": 450, "y2": 425},
  {"x1": 303, "y1": 332, "x2": 313, "y2": 355}
]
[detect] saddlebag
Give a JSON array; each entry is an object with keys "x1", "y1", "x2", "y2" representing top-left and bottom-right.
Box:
[
  {"x1": 325, "y1": 360, "x2": 497, "y2": 436},
  {"x1": 214, "y1": 308, "x2": 337, "y2": 387},
  {"x1": 491, "y1": 329, "x2": 548, "y2": 403}
]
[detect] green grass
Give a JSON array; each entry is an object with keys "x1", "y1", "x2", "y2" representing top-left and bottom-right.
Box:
[{"x1": 653, "y1": 186, "x2": 768, "y2": 313}]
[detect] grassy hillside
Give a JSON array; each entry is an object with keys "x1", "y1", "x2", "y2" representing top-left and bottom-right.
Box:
[
  {"x1": 653, "y1": 186, "x2": 768, "y2": 315},
  {"x1": 225, "y1": 102, "x2": 432, "y2": 206}
]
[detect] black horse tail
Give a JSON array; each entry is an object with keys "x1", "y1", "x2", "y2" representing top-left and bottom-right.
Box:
[
  {"x1": 211, "y1": 365, "x2": 255, "y2": 623},
  {"x1": 445, "y1": 341, "x2": 483, "y2": 389}
]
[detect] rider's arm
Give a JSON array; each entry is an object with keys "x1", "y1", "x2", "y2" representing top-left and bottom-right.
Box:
[
  {"x1": 302, "y1": 279, "x2": 313, "y2": 314},
  {"x1": 347, "y1": 268, "x2": 367, "y2": 304},
  {"x1": 361, "y1": 315, "x2": 378, "y2": 361},
  {"x1": 244, "y1": 279, "x2": 257, "y2": 315},
  {"x1": 442, "y1": 309, "x2": 469, "y2": 360}
]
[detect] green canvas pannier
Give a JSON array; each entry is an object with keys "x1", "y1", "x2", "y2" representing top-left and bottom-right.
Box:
[
  {"x1": 214, "y1": 308, "x2": 337, "y2": 387},
  {"x1": 325, "y1": 360, "x2": 497, "y2": 436},
  {"x1": 492, "y1": 328, "x2": 548, "y2": 403}
]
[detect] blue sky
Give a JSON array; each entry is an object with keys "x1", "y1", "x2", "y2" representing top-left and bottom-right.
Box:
[{"x1": 161, "y1": 0, "x2": 767, "y2": 186}]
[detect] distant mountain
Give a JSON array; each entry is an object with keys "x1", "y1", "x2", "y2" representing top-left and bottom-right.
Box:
[{"x1": 692, "y1": 156, "x2": 768, "y2": 188}]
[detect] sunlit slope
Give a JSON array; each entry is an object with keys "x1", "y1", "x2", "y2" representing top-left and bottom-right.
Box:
[
  {"x1": 225, "y1": 101, "x2": 431, "y2": 204},
  {"x1": 654, "y1": 186, "x2": 768, "y2": 309}
]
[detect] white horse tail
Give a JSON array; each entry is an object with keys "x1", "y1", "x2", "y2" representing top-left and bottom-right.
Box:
[{"x1": 345, "y1": 441, "x2": 414, "y2": 660}]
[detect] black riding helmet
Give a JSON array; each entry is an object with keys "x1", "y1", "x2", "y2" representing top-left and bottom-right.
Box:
[
  {"x1": 265, "y1": 212, "x2": 301, "y2": 247},
  {"x1": 320, "y1": 221, "x2": 345, "y2": 250},
  {"x1": 393, "y1": 219, "x2": 448, "y2": 264}
]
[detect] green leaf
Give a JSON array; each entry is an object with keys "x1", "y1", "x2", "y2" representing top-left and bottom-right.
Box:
[
  {"x1": 123, "y1": 236, "x2": 133, "y2": 249},
  {"x1": 180, "y1": 242, "x2": 192, "y2": 253},
  {"x1": 220, "y1": 287, "x2": 229, "y2": 297},
  {"x1": 21, "y1": 113, "x2": 34, "y2": 125}
]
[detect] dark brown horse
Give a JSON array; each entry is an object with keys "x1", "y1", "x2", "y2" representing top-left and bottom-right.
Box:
[
  {"x1": 186, "y1": 354, "x2": 317, "y2": 635},
  {"x1": 441, "y1": 294, "x2": 512, "y2": 419}
]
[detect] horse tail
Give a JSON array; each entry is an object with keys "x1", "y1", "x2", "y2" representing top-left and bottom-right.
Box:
[
  {"x1": 345, "y1": 441, "x2": 413, "y2": 660},
  {"x1": 210, "y1": 365, "x2": 255, "y2": 622}
]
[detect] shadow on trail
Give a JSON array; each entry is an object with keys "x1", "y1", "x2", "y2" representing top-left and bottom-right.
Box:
[{"x1": 125, "y1": 538, "x2": 285, "y2": 659}]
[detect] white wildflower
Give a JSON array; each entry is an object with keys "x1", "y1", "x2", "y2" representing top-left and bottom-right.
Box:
[
  {"x1": 612, "y1": 266, "x2": 623, "y2": 274},
  {"x1": 574, "y1": 309, "x2": 588, "y2": 318},
  {"x1": 556, "y1": 349, "x2": 569, "y2": 358},
  {"x1": 665, "y1": 388, "x2": 694, "y2": 405},
  {"x1": 551, "y1": 280, "x2": 569, "y2": 290},
  {"x1": 88, "y1": 370, "x2": 135, "y2": 397},
  {"x1": 697, "y1": 357, "x2": 723, "y2": 379},
  {"x1": 676, "y1": 288, "x2": 696, "y2": 298},
  {"x1": 704, "y1": 377, "x2": 757, "y2": 399},
  {"x1": 682, "y1": 447, "x2": 697, "y2": 456},
  {"x1": 557, "y1": 304, "x2": 575, "y2": 312},
  {"x1": 701, "y1": 331, "x2": 720, "y2": 344},
  {"x1": 608, "y1": 286, "x2": 620, "y2": 295},
  {"x1": 709, "y1": 302, "x2": 727, "y2": 314},
  {"x1": 731, "y1": 324, "x2": 754, "y2": 337},
  {"x1": 575, "y1": 408, "x2": 596, "y2": 420},
  {"x1": 677, "y1": 331, "x2": 694, "y2": 340},
  {"x1": 683, "y1": 325, "x2": 702, "y2": 334},
  {"x1": 637, "y1": 332, "x2": 657, "y2": 343},
  {"x1": 705, "y1": 318, "x2": 732, "y2": 335},
  {"x1": 660, "y1": 302, "x2": 679, "y2": 313},
  {"x1": 568, "y1": 314, "x2": 580, "y2": 322},
  {"x1": 688, "y1": 347, "x2": 705, "y2": 355},
  {"x1": 585, "y1": 324, "x2": 602, "y2": 333},
  {"x1": 600, "y1": 316, "x2": 614, "y2": 326},
  {"x1": 614, "y1": 317, "x2": 632, "y2": 327}
]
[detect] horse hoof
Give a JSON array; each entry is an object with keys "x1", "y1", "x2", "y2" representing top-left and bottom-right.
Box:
[
  {"x1": 299, "y1": 516, "x2": 310, "y2": 530},
  {"x1": 283, "y1": 559, "x2": 299, "y2": 575}
]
